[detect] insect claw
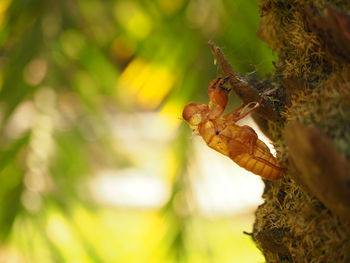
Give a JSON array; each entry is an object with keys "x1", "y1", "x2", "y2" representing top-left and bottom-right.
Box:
[
  {"x1": 224, "y1": 101, "x2": 260, "y2": 122},
  {"x1": 238, "y1": 102, "x2": 260, "y2": 118},
  {"x1": 223, "y1": 75, "x2": 231, "y2": 81},
  {"x1": 192, "y1": 130, "x2": 199, "y2": 136},
  {"x1": 243, "y1": 101, "x2": 260, "y2": 111},
  {"x1": 218, "y1": 75, "x2": 231, "y2": 87}
]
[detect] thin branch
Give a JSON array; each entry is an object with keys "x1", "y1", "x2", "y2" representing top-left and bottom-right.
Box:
[{"x1": 208, "y1": 40, "x2": 280, "y2": 121}]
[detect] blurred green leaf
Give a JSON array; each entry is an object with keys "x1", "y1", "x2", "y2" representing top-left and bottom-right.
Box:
[
  {"x1": 0, "y1": 0, "x2": 269, "y2": 262},
  {"x1": 0, "y1": 133, "x2": 29, "y2": 240}
]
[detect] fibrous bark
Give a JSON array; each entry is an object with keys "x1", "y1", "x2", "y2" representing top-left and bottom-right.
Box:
[{"x1": 250, "y1": 1, "x2": 350, "y2": 262}]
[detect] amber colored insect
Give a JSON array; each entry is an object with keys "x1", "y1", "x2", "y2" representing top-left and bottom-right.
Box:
[{"x1": 182, "y1": 75, "x2": 283, "y2": 180}]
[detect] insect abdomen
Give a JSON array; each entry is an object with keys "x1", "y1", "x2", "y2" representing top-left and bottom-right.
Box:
[{"x1": 233, "y1": 140, "x2": 283, "y2": 180}]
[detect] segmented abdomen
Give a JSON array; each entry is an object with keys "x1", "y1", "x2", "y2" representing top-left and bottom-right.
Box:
[{"x1": 232, "y1": 139, "x2": 283, "y2": 180}]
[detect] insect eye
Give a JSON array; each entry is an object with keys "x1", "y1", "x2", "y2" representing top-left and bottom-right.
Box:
[{"x1": 190, "y1": 114, "x2": 202, "y2": 125}]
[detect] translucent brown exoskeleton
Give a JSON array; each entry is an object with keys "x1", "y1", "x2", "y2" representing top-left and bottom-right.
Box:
[{"x1": 182, "y1": 75, "x2": 284, "y2": 180}]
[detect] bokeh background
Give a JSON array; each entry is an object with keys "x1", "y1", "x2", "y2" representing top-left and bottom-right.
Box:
[{"x1": 0, "y1": 0, "x2": 276, "y2": 262}]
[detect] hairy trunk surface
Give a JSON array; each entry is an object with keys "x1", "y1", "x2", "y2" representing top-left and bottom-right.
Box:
[{"x1": 251, "y1": 0, "x2": 350, "y2": 262}]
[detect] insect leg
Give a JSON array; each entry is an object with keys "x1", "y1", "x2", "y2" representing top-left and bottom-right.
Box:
[
  {"x1": 224, "y1": 102, "x2": 260, "y2": 123},
  {"x1": 207, "y1": 75, "x2": 231, "y2": 119}
]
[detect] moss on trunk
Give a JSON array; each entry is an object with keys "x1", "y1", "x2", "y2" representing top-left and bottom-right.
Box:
[{"x1": 252, "y1": 0, "x2": 350, "y2": 262}]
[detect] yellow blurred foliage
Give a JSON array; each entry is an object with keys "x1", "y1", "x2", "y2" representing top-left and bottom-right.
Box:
[
  {"x1": 0, "y1": 0, "x2": 10, "y2": 26},
  {"x1": 46, "y1": 212, "x2": 94, "y2": 263},
  {"x1": 118, "y1": 59, "x2": 176, "y2": 109},
  {"x1": 157, "y1": 0, "x2": 184, "y2": 14},
  {"x1": 114, "y1": 1, "x2": 153, "y2": 40}
]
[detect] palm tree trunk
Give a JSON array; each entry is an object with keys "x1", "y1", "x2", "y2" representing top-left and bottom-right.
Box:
[{"x1": 251, "y1": 1, "x2": 350, "y2": 262}]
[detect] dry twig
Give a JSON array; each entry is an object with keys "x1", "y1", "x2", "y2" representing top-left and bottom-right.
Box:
[{"x1": 208, "y1": 40, "x2": 280, "y2": 121}]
